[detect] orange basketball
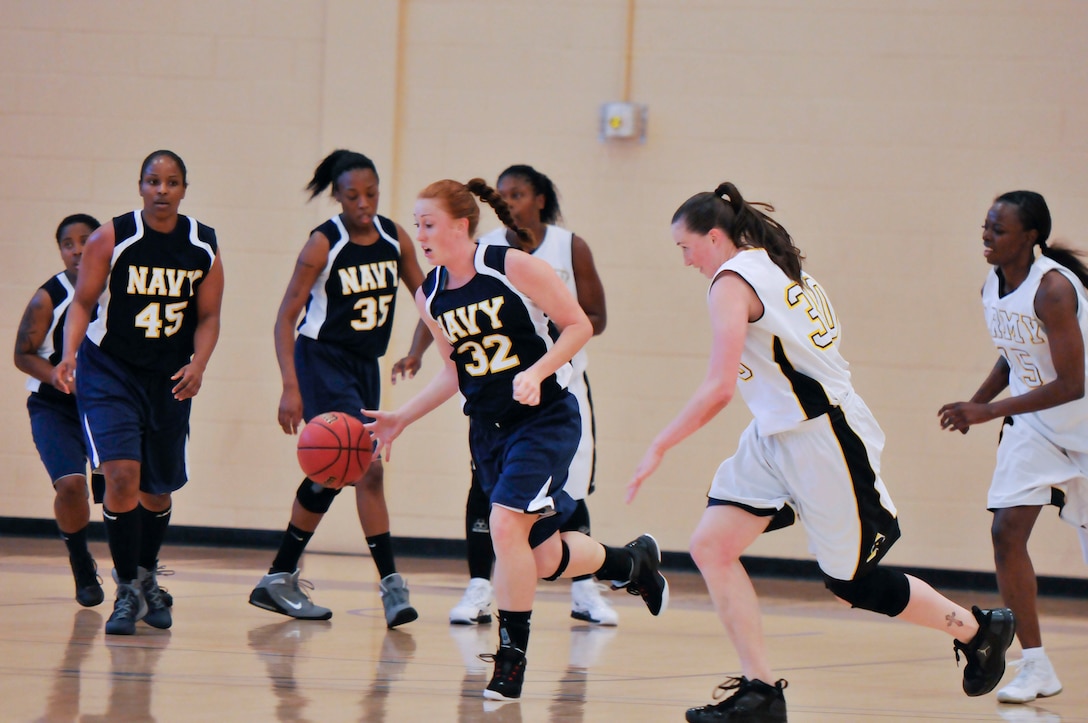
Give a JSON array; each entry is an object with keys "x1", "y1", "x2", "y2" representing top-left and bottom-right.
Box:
[{"x1": 296, "y1": 411, "x2": 373, "y2": 489}]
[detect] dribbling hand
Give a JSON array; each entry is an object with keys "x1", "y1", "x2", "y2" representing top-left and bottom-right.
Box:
[{"x1": 363, "y1": 409, "x2": 403, "y2": 462}]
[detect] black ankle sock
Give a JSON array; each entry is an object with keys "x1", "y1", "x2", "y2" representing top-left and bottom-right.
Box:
[
  {"x1": 366, "y1": 532, "x2": 397, "y2": 579},
  {"x1": 60, "y1": 524, "x2": 91, "y2": 561},
  {"x1": 270, "y1": 523, "x2": 313, "y2": 574},
  {"x1": 593, "y1": 544, "x2": 634, "y2": 582},
  {"x1": 137, "y1": 504, "x2": 171, "y2": 570},
  {"x1": 103, "y1": 506, "x2": 141, "y2": 582},
  {"x1": 497, "y1": 609, "x2": 532, "y2": 652}
]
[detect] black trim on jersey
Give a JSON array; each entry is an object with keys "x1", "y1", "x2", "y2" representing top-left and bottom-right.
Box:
[
  {"x1": 584, "y1": 372, "x2": 597, "y2": 494},
  {"x1": 483, "y1": 243, "x2": 507, "y2": 272},
  {"x1": 708, "y1": 497, "x2": 798, "y2": 532},
  {"x1": 825, "y1": 405, "x2": 901, "y2": 579},
  {"x1": 772, "y1": 336, "x2": 833, "y2": 418}
]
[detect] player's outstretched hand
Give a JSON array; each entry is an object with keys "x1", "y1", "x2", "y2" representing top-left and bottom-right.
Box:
[
  {"x1": 363, "y1": 409, "x2": 404, "y2": 462},
  {"x1": 626, "y1": 445, "x2": 664, "y2": 504}
]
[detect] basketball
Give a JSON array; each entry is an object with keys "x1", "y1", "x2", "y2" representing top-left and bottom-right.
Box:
[{"x1": 296, "y1": 411, "x2": 373, "y2": 490}]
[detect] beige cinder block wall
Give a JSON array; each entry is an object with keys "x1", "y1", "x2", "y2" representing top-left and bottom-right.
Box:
[{"x1": 2, "y1": 1, "x2": 1086, "y2": 579}]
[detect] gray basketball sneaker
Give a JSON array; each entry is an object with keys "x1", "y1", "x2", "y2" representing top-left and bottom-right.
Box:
[
  {"x1": 379, "y1": 573, "x2": 418, "y2": 628},
  {"x1": 249, "y1": 569, "x2": 332, "y2": 620},
  {"x1": 138, "y1": 564, "x2": 173, "y2": 629},
  {"x1": 105, "y1": 571, "x2": 148, "y2": 636}
]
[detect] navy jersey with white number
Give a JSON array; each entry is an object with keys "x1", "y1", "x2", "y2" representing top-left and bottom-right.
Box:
[
  {"x1": 296, "y1": 215, "x2": 402, "y2": 358},
  {"x1": 25, "y1": 272, "x2": 75, "y2": 402},
  {"x1": 86, "y1": 211, "x2": 217, "y2": 372},
  {"x1": 423, "y1": 243, "x2": 571, "y2": 425}
]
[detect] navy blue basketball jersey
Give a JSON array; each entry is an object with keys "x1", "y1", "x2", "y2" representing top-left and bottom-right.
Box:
[
  {"x1": 422, "y1": 244, "x2": 571, "y2": 425},
  {"x1": 25, "y1": 272, "x2": 75, "y2": 401},
  {"x1": 86, "y1": 211, "x2": 218, "y2": 372},
  {"x1": 296, "y1": 215, "x2": 402, "y2": 358}
]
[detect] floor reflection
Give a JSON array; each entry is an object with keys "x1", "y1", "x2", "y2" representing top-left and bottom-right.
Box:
[{"x1": 37, "y1": 607, "x2": 101, "y2": 722}]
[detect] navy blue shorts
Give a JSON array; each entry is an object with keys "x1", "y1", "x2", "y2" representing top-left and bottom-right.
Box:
[
  {"x1": 469, "y1": 393, "x2": 580, "y2": 548},
  {"x1": 27, "y1": 392, "x2": 88, "y2": 483},
  {"x1": 75, "y1": 339, "x2": 190, "y2": 495},
  {"x1": 295, "y1": 336, "x2": 381, "y2": 424}
]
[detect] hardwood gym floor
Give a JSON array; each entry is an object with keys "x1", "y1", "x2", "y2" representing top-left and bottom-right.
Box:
[{"x1": 1, "y1": 537, "x2": 1085, "y2": 722}]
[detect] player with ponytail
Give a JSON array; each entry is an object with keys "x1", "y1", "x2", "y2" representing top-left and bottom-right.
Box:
[
  {"x1": 631, "y1": 181, "x2": 1014, "y2": 721},
  {"x1": 365, "y1": 178, "x2": 666, "y2": 703}
]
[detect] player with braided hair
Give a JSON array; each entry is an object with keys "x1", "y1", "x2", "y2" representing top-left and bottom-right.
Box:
[
  {"x1": 365, "y1": 177, "x2": 666, "y2": 702},
  {"x1": 629, "y1": 181, "x2": 1015, "y2": 722},
  {"x1": 393, "y1": 165, "x2": 614, "y2": 628},
  {"x1": 940, "y1": 190, "x2": 1088, "y2": 704}
]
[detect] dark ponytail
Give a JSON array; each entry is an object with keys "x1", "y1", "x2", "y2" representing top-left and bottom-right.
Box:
[
  {"x1": 306, "y1": 150, "x2": 378, "y2": 200},
  {"x1": 417, "y1": 178, "x2": 535, "y2": 247},
  {"x1": 672, "y1": 182, "x2": 804, "y2": 283},
  {"x1": 997, "y1": 190, "x2": 1088, "y2": 288}
]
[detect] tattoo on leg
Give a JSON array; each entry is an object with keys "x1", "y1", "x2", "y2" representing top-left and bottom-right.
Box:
[{"x1": 945, "y1": 612, "x2": 964, "y2": 628}]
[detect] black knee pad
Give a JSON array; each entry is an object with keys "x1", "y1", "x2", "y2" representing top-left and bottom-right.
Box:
[
  {"x1": 560, "y1": 499, "x2": 591, "y2": 535},
  {"x1": 824, "y1": 567, "x2": 910, "y2": 617},
  {"x1": 295, "y1": 479, "x2": 340, "y2": 514},
  {"x1": 543, "y1": 540, "x2": 570, "y2": 581}
]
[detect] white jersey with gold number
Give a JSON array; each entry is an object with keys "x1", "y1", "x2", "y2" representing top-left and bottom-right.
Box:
[
  {"x1": 982, "y1": 254, "x2": 1088, "y2": 452},
  {"x1": 715, "y1": 248, "x2": 853, "y2": 436},
  {"x1": 479, "y1": 225, "x2": 595, "y2": 499},
  {"x1": 479, "y1": 225, "x2": 586, "y2": 377}
]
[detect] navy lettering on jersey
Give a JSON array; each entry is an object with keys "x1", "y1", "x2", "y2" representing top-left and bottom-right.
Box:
[{"x1": 296, "y1": 215, "x2": 402, "y2": 357}]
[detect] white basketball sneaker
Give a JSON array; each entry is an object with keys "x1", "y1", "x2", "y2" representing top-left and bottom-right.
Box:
[
  {"x1": 449, "y1": 577, "x2": 493, "y2": 625},
  {"x1": 570, "y1": 578, "x2": 619, "y2": 626},
  {"x1": 996, "y1": 654, "x2": 1062, "y2": 703}
]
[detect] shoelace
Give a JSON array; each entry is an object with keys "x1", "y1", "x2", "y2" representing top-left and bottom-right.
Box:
[
  {"x1": 144, "y1": 566, "x2": 175, "y2": 607},
  {"x1": 478, "y1": 651, "x2": 524, "y2": 680},
  {"x1": 711, "y1": 676, "x2": 748, "y2": 701},
  {"x1": 73, "y1": 557, "x2": 101, "y2": 587},
  {"x1": 709, "y1": 676, "x2": 789, "y2": 702},
  {"x1": 293, "y1": 576, "x2": 319, "y2": 601},
  {"x1": 114, "y1": 586, "x2": 140, "y2": 617}
]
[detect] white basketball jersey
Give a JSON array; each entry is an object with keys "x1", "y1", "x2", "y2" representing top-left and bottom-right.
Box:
[
  {"x1": 716, "y1": 249, "x2": 854, "y2": 436},
  {"x1": 982, "y1": 254, "x2": 1088, "y2": 451},
  {"x1": 478, "y1": 225, "x2": 587, "y2": 375}
]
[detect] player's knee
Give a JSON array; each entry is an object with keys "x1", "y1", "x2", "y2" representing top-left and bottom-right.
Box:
[
  {"x1": 542, "y1": 540, "x2": 570, "y2": 581},
  {"x1": 823, "y1": 567, "x2": 910, "y2": 617},
  {"x1": 296, "y1": 479, "x2": 340, "y2": 514},
  {"x1": 53, "y1": 474, "x2": 88, "y2": 503},
  {"x1": 354, "y1": 462, "x2": 383, "y2": 493},
  {"x1": 689, "y1": 524, "x2": 735, "y2": 570}
]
